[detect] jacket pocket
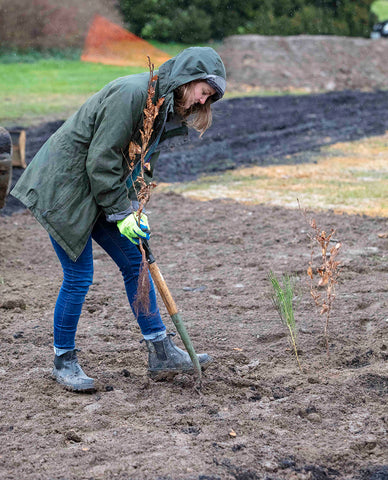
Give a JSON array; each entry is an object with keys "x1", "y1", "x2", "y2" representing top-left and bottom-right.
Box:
[{"x1": 41, "y1": 176, "x2": 86, "y2": 218}]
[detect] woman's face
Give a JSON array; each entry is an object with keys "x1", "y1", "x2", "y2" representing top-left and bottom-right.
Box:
[{"x1": 184, "y1": 81, "x2": 216, "y2": 109}]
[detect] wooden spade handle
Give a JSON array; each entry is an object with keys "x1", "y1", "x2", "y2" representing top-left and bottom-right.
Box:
[
  {"x1": 148, "y1": 262, "x2": 178, "y2": 317},
  {"x1": 140, "y1": 239, "x2": 202, "y2": 382}
]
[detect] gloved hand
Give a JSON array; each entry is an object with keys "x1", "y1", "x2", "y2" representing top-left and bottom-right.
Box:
[{"x1": 117, "y1": 212, "x2": 150, "y2": 245}]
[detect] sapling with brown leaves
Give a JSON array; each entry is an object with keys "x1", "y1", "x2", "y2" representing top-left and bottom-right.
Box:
[
  {"x1": 299, "y1": 201, "x2": 342, "y2": 355},
  {"x1": 127, "y1": 58, "x2": 164, "y2": 217},
  {"x1": 268, "y1": 270, "x2": 302, "y2": 370},
  {"x1": 307, "y1": 220, "x2": 342, "y2": 355},
  {"x1": 126, "y1": 57, "x2": 164, "y2": 313}
]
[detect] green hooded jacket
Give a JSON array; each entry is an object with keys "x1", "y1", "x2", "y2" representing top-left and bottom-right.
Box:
[{"x1": 11, "y1": 47, "x2": 226, "y2": 261}]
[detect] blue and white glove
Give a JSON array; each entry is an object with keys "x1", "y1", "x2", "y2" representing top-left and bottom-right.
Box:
[{"x1": 117, "y1": 213, "x2": 150, "y2": 245}]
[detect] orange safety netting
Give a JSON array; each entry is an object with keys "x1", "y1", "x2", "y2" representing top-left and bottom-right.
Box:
[{"x1": 81, "y1": 15, "x2": 171, "y2": 67}]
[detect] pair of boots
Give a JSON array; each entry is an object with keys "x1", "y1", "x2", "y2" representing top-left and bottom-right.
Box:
[{"x1": 52, "y1": 333, "x2": 212, "y2": 392}]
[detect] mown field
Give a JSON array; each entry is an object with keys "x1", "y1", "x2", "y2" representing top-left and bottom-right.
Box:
[{"x1": 0, "y1": 43, "x2": 217, "y2": 126}]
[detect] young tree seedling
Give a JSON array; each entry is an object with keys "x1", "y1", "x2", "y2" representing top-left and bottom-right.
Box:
[{"x1": 269, "y1": 270, "x2": 302, "y2": 371}]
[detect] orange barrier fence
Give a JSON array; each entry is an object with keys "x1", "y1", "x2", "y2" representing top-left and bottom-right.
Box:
[{"x1": 81, "y1": 15, "x2": 171, "y2": 67}]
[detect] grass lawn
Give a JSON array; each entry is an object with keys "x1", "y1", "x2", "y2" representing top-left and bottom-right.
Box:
[
  {"x1": 0, "y1": 60, "x2": 146, "y2": 126},
  {"x1": 0, "y1": 42, "x2": 220, "y2": 126}
]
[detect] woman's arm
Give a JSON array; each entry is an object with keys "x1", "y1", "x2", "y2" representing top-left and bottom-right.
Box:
[{"x1": 86, "y1": 83, "x2": 147, "y2": 217}]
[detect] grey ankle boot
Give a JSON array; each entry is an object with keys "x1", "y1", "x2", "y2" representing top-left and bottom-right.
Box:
[
  {"x1": 52, "y1": 349, "x2": 95, "y2": 392},
  {"x1": 145, "y1": 333, "x2": 213, "y2": 379}
]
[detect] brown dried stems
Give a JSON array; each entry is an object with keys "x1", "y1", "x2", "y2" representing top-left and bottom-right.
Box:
[
  {"x1": 128, "y1": 57, "x2": 164, "y2": 217},
  {"x1": 127, "y1": 57, "x2": 164, "y2": 313},
  {"x1": 305, "y1": 214, "x2": 342, "y2": 355}
]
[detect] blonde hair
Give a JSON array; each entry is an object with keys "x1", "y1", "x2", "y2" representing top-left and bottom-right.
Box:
[{"x1": 174, "y1": 81, "x2": 213, "y2": 136}]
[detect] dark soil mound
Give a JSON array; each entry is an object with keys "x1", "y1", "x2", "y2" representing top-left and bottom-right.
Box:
[{"x1": 157, "y1": 90, "x2": 388, "y2": 181}]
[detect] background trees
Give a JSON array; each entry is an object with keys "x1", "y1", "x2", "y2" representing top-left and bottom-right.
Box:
[
  {"x1": 119, "y1": 0, "x2": 377, "y2": 43},
  {"x1": 0, "y1": 0, "x2": 379, "y2": 51}
]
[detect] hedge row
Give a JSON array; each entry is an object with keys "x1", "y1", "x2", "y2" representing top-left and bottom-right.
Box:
[{"x1": 119, "y1": 0, "x2": 377, "y2": 43}]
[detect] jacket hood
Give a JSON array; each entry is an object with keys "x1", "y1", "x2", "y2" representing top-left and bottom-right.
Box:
[{"x1": 157, "y1": 47, "x2": 226, "y2": 102}]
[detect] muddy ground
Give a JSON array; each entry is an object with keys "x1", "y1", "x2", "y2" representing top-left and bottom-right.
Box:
[
  {"x1": 0, "y1": 192, "x2": 387, "y2": 480},
  {"x1": 0, "y1": 91, "x2": 388, "y2": 480}
]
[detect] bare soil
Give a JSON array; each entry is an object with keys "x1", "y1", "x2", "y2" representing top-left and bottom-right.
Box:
[
  {"x1": 0, "y1": 190, "x2": 387, "y2": 480},
  {"x1": 1, "y1": 57, "x2": 388, "y2": 479},
  {"x1": 218, "y1": 35, "x2": 388, "y2": 93}
]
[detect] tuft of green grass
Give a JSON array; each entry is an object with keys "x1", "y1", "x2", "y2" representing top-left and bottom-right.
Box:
[{"x1": 268, "y1": 271, "x2": 302, "y2": 370}]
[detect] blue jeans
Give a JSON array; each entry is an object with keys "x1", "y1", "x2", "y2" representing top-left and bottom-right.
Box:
[{"x1": 50, "y1": 215, "x2": 166, "y2": 350}]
